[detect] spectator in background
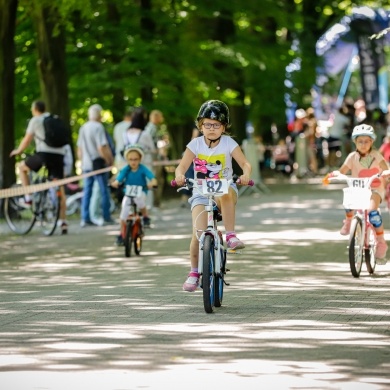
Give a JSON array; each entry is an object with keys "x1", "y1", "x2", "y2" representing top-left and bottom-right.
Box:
[
  {"x1": 253, "y1": 135, "x2": 266, "y2": 172},
  {"x1": 305, "y1": 107, "x2": 318, "y2": 175},
  {"x1": 181, "y1": 126, "x2": 200, "y2": 207},
  {"x1": 144, "y1": 110, "x2": 164, "y2": 147},
  {"x1": 380, "y1": 133, "x2": 390, "y2": 163},
  {"x1": 144, "y1": 109, "x2": 164, "y2": 209},
  {"x1": 89, "y1": 126, "x2": 116, "y2": 225},
  {"x1": 113, "y1": 108, "x2": 133, "y2": 169},
  {"x1": 122, "y1": 107, "x2": 155, "y2": 225},
  {"x1": 77, "y1": 104, "x2": 114, "y2": 227},
  {"x1": 327, "y1": 102, "x2": 350, "y2": 170}
]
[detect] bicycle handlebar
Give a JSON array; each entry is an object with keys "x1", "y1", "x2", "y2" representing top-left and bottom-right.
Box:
[
  {"x1": 323, "y1": 172, "x2": 382, "y2": 187},
  {"x1": 171, "y1": 175, "x2": 254, "y2": 188}
]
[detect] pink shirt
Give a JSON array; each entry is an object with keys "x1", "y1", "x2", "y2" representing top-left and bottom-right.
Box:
[{"x1": 344, "y1": 150, "x2": 386, "y2": 192}]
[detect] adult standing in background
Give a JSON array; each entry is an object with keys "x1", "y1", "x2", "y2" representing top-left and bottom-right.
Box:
[
  {"x1": 145, "y1": 109, "x2": 165, "y2": 208},
  {"x1": 77, "y1": 104, "x2": 114, "y2": 227},
  {"x1": 327, "y1": 102, "x2": 350, "y2": 170},
  {"x1": 144, "y1": 110, "x2": 164, "y2": 147},
  {"x1": 113, "y1": 108, "x2": 133, "y2": 169},
  {"x1": 122, "y1": 107, "x2": 156, "y2": 224}
]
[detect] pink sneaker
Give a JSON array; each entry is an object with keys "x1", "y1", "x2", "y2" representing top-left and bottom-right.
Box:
[
  {"x1": 227, "y1": 235, "x2": 245, "y2": 250},
  {"x1": 340, "y1": 219, "x2": 352, "y2": 236},
  {"x1": 183, "y1": 272, "x2": 199, "y2": 292},
  {"x1": 375, "y1": 239, "x2": 388, "y2": 260}
]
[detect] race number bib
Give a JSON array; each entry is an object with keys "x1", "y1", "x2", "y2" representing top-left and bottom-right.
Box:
[
  {"x1": 125, "y1": 185, "x2": 143, "y2": 197},
  {"x1": 201, "y1": 179, "x2": 228, "y2": 196}
]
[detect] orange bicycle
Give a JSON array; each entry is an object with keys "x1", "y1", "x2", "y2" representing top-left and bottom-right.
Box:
[{"x1": 123, "y1": 185, "x2": 144, "y2": 257}]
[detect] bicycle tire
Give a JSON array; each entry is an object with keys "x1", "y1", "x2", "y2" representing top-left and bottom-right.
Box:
[
  {"x1": 125, "y1": 220, "x2": 133, "y2": 257},
  {"x1": 349, "y1": 216, "x2": 364, "y2": 277},
  {"x1": 3, "y1": 184, "x2": 36, "y2": 235},
  {"x1": 214, "y1": 246, "x2": 226, "y2": 307},
  {"x1": 39, "y1": 188, "x2": 60, "y2": 236},
  {"x1": 202, "y1": 234, "x2": 215, "y2": 314},
  {"x1": 365, "y1": 224, "x2": 376, "y2": 274},
  {"x1": 134, "y1": 221, "x2": 143, "y2": 255}
]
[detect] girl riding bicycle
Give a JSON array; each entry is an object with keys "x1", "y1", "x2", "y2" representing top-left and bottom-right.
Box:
[
  {"x1": 174, "y1": 100, "x2": 252, "y2": 292},
  {"x1": 111, "y1": 145, "x2": 157, "y2": 246},
  {"x1": 328, "y1": 124, "x2": 390, "y2": 262}
]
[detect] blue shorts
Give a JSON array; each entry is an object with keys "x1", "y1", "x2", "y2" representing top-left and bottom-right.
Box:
[{"x1": 188, "y1": 184, "x2": 238, "y2": 210}]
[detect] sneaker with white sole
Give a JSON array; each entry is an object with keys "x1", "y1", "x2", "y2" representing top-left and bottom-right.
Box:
[
  {"x1": 375, "y1": 239, "x2": 388, "y2": 260},
  {"x1": 340, "y1": 219, "x2": 352, "y2": 236},
  {"x1": 182, "y1": 272, "x2": 200, "y2": 292},
  {"x1": 227, "y1": 235, "x2": 245, "y2": 250}
]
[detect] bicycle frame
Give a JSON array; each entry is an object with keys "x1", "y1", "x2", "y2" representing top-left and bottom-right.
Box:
[{"x1": 123, "y1": 185, "x2": 144, "y2": 257}]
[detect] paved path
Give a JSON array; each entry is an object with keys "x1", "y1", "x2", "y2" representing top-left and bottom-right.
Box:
[{"x1": 0, "y1": 179, "x2": 390, "y2": 390}]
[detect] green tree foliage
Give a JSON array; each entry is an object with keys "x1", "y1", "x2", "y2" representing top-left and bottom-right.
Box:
[{"x1": 1, "y1": 0, "x2": 386, "y2": 188}]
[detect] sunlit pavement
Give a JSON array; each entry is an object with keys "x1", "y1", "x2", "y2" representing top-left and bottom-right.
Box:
[{"x1": 1, "y1": 178, "x2": 390, "y2": 390}]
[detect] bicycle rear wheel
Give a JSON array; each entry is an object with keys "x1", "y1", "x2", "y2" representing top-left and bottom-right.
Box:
[
  {"x1": 39, "y1": 188, "x2": 60, "y2": 236},
  {"x1": 133, "y1": 221, "x2": 143, "y2": 255},
  {"x1": 214, "y1": 247, "x2": 226, "y2": 308},
  {"x1": 202, "y1": 234, "x2": 215, "y2": 314},
  {"x1": 365, "y1": 224, "x2": 376, "y2": 274},
  {"x1": 3, "y1": 184, "x2": 36, "y2": 235},
  {"x1": 125, "y1": 220, "x2": 133, "y2": 257},
  {"x1": 349, "y1": 216, "x2": 364, "y2": 277}
]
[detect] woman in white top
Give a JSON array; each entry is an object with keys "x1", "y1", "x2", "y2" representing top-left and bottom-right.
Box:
[{"x1": 122, "y1": 107, "x2": 155, "y2": 171}]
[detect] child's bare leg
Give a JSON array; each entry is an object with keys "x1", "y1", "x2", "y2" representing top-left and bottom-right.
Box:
[
  {"x1": 190, "y1": 204, "x2": 206, "y2": 268},
  {"x1": 120, "y1": 219, "x2": 126, "y2": 237}
]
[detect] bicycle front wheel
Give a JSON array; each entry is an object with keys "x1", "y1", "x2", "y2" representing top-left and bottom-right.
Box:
[
  {"x1": 365, "y1": 224, "x2": 376, "y2": 274},
  {"x1": 349, "y1": 216, "x2": 364, "y2": 277},
  {"x1": 39, "y1": 188, "x2": 60, "y2": 236},
  {"x1": 214, "y1": 247, "x2": 226, "y2": 308},
  {"x1": 3, "y1": 185, "x2": 36, "y2": 235},
  {"x1": 125, "y1": 220, "x2": 133, "y2": 257},
  {"x1": 202, "y1": 234, "x2": 215, "y2": 314}
]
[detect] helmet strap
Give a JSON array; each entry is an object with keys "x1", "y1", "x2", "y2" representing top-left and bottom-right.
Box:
[{"x1": 207, "y1": 136, "x2": 221, "y2": 148}]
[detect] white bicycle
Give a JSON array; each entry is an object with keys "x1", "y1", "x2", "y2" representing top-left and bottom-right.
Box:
[{"x1": 172, "y1": 175, "x2": 253, "y2": 313}]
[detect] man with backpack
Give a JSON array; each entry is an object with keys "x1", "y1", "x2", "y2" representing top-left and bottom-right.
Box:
[{"x1": 9, "y1": 100, "x2": 70, "y2": 234}]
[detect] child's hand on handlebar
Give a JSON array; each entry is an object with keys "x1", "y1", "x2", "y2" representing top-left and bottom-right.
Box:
[
  {"x1": 110, "y1": 180, "x2": 119, "y2": 188},
  {"x1": 238, "y1": 174, "x2": 250, "y2": 186},
  {"x1": 174, "y1": 174, "x2": 186, "y2": 186},
  {"x1": 381, "y1": 169, "x2": 390, "y2": 178}
]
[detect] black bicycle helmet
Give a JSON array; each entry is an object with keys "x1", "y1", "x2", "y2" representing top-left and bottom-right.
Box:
[{"x1": 196, "y1": 100, "x2": 230, "y2": 127}]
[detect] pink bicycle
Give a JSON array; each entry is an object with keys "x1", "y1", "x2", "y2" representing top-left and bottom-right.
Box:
[{"x1": 325, "y1": 172, "x2": 381, "y2": 277}]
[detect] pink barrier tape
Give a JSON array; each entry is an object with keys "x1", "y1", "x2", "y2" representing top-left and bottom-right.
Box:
[
  {"x1": 0, "y1": 166, "x2": 113, "y2": 200},
  {"x1": 0, "y1": 159, "x2": 182, "y2": 200}
]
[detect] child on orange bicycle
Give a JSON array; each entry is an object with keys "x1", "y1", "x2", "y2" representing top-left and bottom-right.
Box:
[
  {"x1": 111, "y1": 145, "x2": 157, "y2": 246},
  {"x1": 327, "y1": 124, "x2": 390, "y2": 262},
  {"x1": 174, "y1": 100, "x2": 252, "y2": 291}
]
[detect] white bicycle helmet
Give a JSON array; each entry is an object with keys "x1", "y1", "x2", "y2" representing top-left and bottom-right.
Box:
[
  {"x1": 351, "y1": 124, "x2": 376, "y2": 141},
  {"x1": 123, "y1": 144, "x2": 145, "y2": 161}
]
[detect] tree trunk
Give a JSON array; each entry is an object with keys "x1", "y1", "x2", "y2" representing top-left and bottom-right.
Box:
[
  {"x1": 0, "y1": 0, "x2": 18, "y2": 192},
  {"x1": 34, "y1": 6, "x2": 71, "y2": 133},
  {"x1": 33, "y1": 5, "x2": 74, "y2": 170}
]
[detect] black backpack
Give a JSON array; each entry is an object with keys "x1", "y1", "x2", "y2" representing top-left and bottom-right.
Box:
[{"x1": 42, "y1": 114, "x2": 70, "y2": 148}]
